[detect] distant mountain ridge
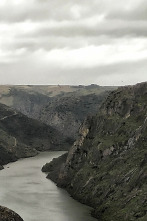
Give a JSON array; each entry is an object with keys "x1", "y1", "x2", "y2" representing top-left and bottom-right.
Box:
[{"x1": 0, "y1": 85, "x2": 116, "y2": 144}]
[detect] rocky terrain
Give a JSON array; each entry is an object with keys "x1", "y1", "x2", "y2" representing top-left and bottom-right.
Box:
[
  {"x1": 40, "y1": 92, "x2": 109, "y2": 144},
  {"x1": 0, "y1": 102, "x2": 68, "y2": 168},
  {"x1": 0, "y1": 85, "x2": 116, "y2": 144},
  {"x1": 43, "y1": 82, "x2": 147, "y2": 221},
  {"x1": 0, "y1": 206, "x2": 23, "y2": 221}
]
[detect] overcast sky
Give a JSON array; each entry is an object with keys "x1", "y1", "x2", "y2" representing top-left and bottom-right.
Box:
[{"x1": 0, "y1": 0, "x2": 147, "y2": 85}]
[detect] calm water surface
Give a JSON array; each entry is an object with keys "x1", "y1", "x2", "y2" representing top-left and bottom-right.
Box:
[{"x1": 0, "y1": 151, "x2": 97, "y2": 221}]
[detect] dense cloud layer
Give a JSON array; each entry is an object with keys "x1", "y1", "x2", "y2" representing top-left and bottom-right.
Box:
[{"x1": 0, "y1": 0, "x2": 146, "y2": 85}]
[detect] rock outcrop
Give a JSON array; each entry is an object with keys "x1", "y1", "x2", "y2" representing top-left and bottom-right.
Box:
[
  {"x1": 0, "y1": 165, "x2": 4, "y2": 170},
  {"x1": 0, "y1": 206, "x2": 23, "y2": 221},
  {"x1": 43, "y1": 82, "x2": 147, "y2": 221}
]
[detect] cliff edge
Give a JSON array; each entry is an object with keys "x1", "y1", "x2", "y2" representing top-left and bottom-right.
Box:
[{"x1": 44, "y1": 82, "x2": 147, "y2": 221}]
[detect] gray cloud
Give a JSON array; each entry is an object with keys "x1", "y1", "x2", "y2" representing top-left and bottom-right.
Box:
[
  {"x1": 0, "y1": 0, "x2": 97, "y2": 23},
  {"x1": 30, "y1": 20, "x2": 147, "y2": 38},
  {"x1": 0, "y1": 0, "x2": 146, "y2": 85},
  {"x1": 107, "y1": 0, "x2": 147, "y2": 21}
]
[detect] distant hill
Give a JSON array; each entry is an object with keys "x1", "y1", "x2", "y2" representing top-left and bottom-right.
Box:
[
  {"x1": 0, "y1": 85, "x2": 117, "y2": 144},
  {"x1": 0, "y1": 103, "x2": 68, "y2": 168},
  {"x1": 0, "y1": 84, "x2": 116, "y2": 100}
]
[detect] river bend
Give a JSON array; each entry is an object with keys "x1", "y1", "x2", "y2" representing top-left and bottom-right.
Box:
[{"x1": 0, "y1": 151, "x2": 97, "y2": 221}]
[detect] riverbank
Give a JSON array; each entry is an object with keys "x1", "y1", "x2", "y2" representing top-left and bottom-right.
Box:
[{"x1": 0, "y1": 206, "x2": 23, "y2": 221}]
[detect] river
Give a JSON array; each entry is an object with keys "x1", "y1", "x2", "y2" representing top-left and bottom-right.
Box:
[{"x1": 0, "y1": 151, "x2": 97, "y2": 221}]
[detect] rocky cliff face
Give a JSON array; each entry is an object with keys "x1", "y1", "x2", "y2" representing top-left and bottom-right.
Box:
[
  {"x1": 40, "y1": 93, "x2": 109, "y2": 144},
  {"x1": 0, "y1": 206, "x2": 23, "y2": 221},
  {"x1": 44, "y1": 82, "x2": 147, "y2": 221},
  {"x1": 0, "y1": 85, "x2": 116, "y2": 144},
  {"x1": 0, "y1": 103, "x2": 68, "y2": 167}
]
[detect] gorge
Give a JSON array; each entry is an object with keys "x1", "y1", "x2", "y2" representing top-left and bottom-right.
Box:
[
  {"x1": 0, "y1": 83, "x2": 146, "y2": 221},
  {"x1": 0, "y1": 84, "x2": 113, "y2": 220}
]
